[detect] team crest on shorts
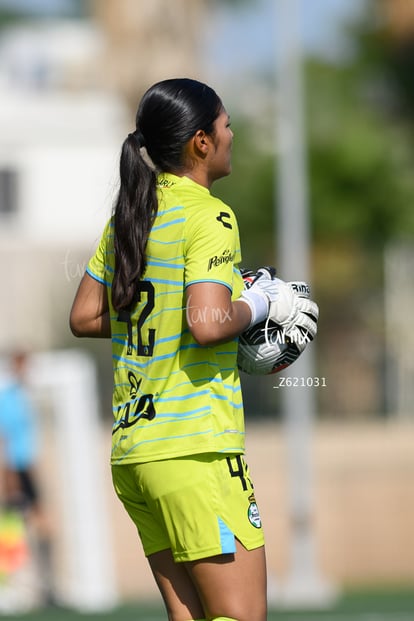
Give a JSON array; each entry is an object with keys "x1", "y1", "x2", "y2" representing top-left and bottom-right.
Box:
[{"x1": 247, "y1": 493, "x2": 262, "y2": 528}]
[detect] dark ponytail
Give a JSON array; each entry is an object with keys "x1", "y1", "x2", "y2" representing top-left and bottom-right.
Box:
[
  {"x1": 111, "y1": 78, "x2": 223, "y2": 311},
  {"x1": 112, "y1": 133, "x2": 157, "y2": 311}
]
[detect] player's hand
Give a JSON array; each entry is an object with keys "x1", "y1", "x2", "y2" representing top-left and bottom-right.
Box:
[
  {"x1": 239, "y1": 266, "x2": 283, "y2": 327},
  {"x1": 284, "y1": 281, "x2": 319, "y2": 350},
  {"x1": 244, "y1": 268, "x2": 319, "y2": 344}
]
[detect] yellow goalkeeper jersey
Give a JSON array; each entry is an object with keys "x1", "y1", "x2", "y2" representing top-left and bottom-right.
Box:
[{"x1": 87, "y1": 173, "x2": 245, "y2": 465}]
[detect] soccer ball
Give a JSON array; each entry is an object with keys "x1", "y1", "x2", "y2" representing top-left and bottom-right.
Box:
[
  {"x1": 237, "y1": 268, "x2": 301, "y2": 375},
  {"x1": 237, "y1": 319, "x2": 300, "y2": 375}
]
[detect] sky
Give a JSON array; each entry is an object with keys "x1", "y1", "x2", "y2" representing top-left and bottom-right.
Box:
[
  {"x1": 0, "y1": 0, "x2": 368, "y2": 98},
  {"x1": 0, "y1": 0, "x2": 368, "y2": 119},
  {"x1": 0, "y1": 0, "x2": 74, "y2": 13},
  {"x1": 204, "y1": 0, "x2": 367, "y2": 74},
  {"x1": 0, "y1": 0, "x2": 367, "y2": 66}
]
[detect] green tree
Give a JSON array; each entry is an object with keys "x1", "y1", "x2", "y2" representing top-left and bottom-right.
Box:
[
  {"x1": 214, "y1": 121, "x2": 275, "y2": 269},
  {"x1": 307, "y1": 60, "x2": 414, "y2": 247},
  {"x1": 213, "y1": 2, "x2": 414, "y2": 416}
]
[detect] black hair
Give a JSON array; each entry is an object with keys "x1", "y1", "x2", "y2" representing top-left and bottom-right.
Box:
[{"x1": 111, "y1": 78, "x2": 223, "y2": 311}]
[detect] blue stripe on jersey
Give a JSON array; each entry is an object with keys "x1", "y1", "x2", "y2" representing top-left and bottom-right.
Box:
[
  {"x1": 112, "y1": 358, "x2": 241, "y2": 389},
  {"x1": 112, "y1": 429, "x2": 213, "y2": 463},
  {"x1": 157, "y1": 205, "x2": 184, "y2": 216},
  {"x1": 111, "y1": 329, "x2": 182, "y2": 351},
  {"x1": 225, "y1": 400, "x2": 243, "y2": 410},
  {"x1": 150, "y1": 237, "x2": 185, "y2": 245},
  {"x1": 184, "y1": 278, "x2": 232, "y2": 292},
  {"x1": 216, "y1": 362, "x2": 238, "y2": 371},
  {"x1": 150, "y1": 276, "x2": 183, "y2": 286},
  {"x1": 146, "y1": 252, "x2": 184, "y2": 262},
  {"x1": 111, "y1": 392, "x2": 213, "y2": 415},
  {"x1": 86, "y1": 267, "x2": 111, "y2": 287},
  {"x1": 155, "y1": 375, "x2": 220, "y2": 394},
  {"x1": 179, "y1": 343, "x2": 205, "y2": 352},
  {"x1": 147, "y1": 259, "x2": 185, "y2": 269},
  {"x1": 149, "y1": 415, "x2": 210, "y2": 425},
  {"x1": 155, "y1": 389, "x2": 211, "y2": 403},
  {"x1": 214, "y1": 431, "x2": 245, "y2": 441},
  {"x1": 155, "y1": 289, "x2": 184, "y2": 299},
  {"x1": 111, "y1": 361, "x2": 209, "y2": 387},
  {"x1": 210, "y1": 394, "x2": 227, "y2": 401},
  {"x1": 113, "y1": 403, "x2": 211, "y2": 420},
  {"x1": 143, "y1": 408, "x2": 211, "y2": 421},
  {"x1": 111, "y1": 326, "x2": 182, "y2": 348},
  {"x1": 112, "y1": 349, "x2": 179, "y2": 368},
  {"x1": 111, "y1": 372, "x2": 236, "y2": 396},
  {"x1": 217, "y1": 517, "x2": 236, "y2": 554},
  {"x1": 151, "y1": 217, "x2": 185, "y2": 232},
  {"x1": 209, "y1": 395, "x2": 242, "y2": 410},
  {"x1": 155, "y1": 331, "x2": 183, "y2": 345}
]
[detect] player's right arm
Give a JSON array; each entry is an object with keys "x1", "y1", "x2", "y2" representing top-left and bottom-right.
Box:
[
  {"x1": 69, "y1": 272, "x2": 111, "y2": 338},
  {"x1": 70, "y1": 219, "x2": 113, "y2": 338},
  {"x1": 186, "y1": 281, "x2": 252, "y2": 346},
  {"x1": 183, "y1": 201, "x2": 269, "y2": 345}
]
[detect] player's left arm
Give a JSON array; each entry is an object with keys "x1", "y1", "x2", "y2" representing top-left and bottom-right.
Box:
[{"x1": 69, "y1": 272, "x2": 111, "y2": 338}]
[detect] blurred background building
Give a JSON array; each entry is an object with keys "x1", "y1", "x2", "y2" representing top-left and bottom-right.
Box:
[
  {"x1": 0, "y1": 0, "x2": 413, "y2": 610},
  {"x1": 0, "y1": 0, "x2": 205, "y2": 353}
]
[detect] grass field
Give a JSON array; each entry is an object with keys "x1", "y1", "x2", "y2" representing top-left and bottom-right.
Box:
[{"x1": 0, "y1": 588, "x2": 413, "y2": 621}]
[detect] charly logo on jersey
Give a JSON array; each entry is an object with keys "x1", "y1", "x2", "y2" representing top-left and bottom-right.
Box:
[
  {"x1": 207, "y1": 248, "x2": 235, "y2": 271},
  {"x1": 247, "y1": 493, "x2": 262, "y2": 528},
  {"x1": 216, "y1": 211, "x2": 232, "y2": 229}
]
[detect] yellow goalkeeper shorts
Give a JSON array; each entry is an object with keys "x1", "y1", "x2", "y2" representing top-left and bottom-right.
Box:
[{"x1": 112, "y1": 453, "x2": 264, "y2": 562}]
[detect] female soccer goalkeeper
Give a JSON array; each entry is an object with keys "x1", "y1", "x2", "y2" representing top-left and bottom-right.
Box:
[{"x1": 70, "y1": 78, "x2": 298, "y2": 621}]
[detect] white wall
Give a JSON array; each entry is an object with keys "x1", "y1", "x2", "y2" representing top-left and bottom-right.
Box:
[
  {"x1": 0, "y1": 91, "x2": 127, "y2": 244},
  {"x1": 0, "y1": 22, "x2": 130, "y2": 350}
]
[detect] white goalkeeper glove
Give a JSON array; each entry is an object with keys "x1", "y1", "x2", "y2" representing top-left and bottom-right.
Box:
[
  {"x1": 240, "y1": 267, "x2": 319, "y2": 343},
  {"x1": 255, "y1": 267, "x2": 319, "y2": 343},
  {"x1": 284, "y1": 280, "x2": 319, "y2": 349},
  {"x1": 239, "y1": 267, "x2": 281, "y2": 327}
]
